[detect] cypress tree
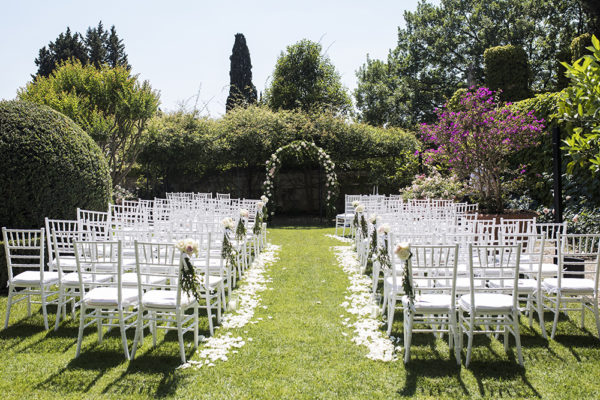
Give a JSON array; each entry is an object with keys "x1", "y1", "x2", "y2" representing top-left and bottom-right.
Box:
[
  {"x1": 34, "y1": 27, "x2": 88, "y2": 77},
  {"x1": 86, "y1": 21, "x2": 108, "y2": 68},
  {"x1": 226, "y1": 33, "x2": 257, "y2": 112}
]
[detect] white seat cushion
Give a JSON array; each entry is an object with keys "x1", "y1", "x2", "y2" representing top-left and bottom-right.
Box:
[
  {"x1": 83, "y1": 287, "x2": 138, "y2": 307},
  {"x1": 455, "y1": 277, "x2": 486, "y2": 292},
  {"x1": 121, "y1": 272, "x2": 167, "y2": 287},
  {"x1": 384, "y1": 275, "x2": 404, "y2": 292},
  {"x1": 205, "y1": 275, "x2": 224, "y2": 288},
  {"x1": 62, "y1": 272, "x2": 112, "y2": 287},
  {"x1": 489, "y1": 278, "x2": 537, "y2": 293},
  {"x1": 542, "y1": 278, "x2": 595, "y2": 294},
  {"x1": 50, "y1": 257, "x2": 78, "y2": 269},
  {"x1": 11, "y1": 271, "x2": 59, "y2": 286},
  {"x1": 520, "y1": 263, "x2": 558, "y2": 276},
  {"x1": 402, "y1": 294, "x2": 453, "y2": 312},
  {"x1": 459, "y1": 293, "x2": 515, "y2": 312},
  {"x1": 142, "y1": 289, "x2": 195, "y2": 309}
]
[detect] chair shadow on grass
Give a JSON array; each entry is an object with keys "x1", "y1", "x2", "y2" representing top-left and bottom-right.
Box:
[{"x1": 101, "y1": 329, "x2": 207, "y2": 398}]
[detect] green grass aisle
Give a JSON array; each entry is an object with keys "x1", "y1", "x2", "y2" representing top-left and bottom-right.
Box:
[{"x1": 1, "y1": 227, "x2": 600, "y2": 399}]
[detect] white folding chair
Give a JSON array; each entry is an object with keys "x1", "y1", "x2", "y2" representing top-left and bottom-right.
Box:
[
  {"x1": 74, "y1": 240, "x2": 139, "y2": 359},
  {"x1": 458, "y1": 243, "x2": 524, "y2": 367},
  {"x1": 130, "y1": 241, "x2": 199, "y2": 363},
  {"x1": 542, "y1": 234, "x2": 600, "y2": 339},
  {"x1": 3, "y1": 228, "x2": 58, "y2": 330},
  {"x1": 403, "y1": 244, "x2": 460, "y2": 364}
]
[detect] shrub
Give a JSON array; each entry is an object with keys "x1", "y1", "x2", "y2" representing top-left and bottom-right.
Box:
[
  {"x1": 571, "y1": 33, "x2": 592, "y2": 62},
  {"x1": 400, "y1": 169, "x2": 468, "y2": 201},
  {"x1": 484, "y1": 45, "x2": 531, "y2": 102},
  {"x1": 0, "y1": 100, "x2": 112, "y2": 229},
  {"x1": 420, "y1": 87, "x2": 544, "y2": 212},
  {"x1": 138, "y1": 106, "x2": 421, "y2": 199}
]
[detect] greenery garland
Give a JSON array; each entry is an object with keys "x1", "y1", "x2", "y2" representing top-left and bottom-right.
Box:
[
  {"x1": 262, "y1": 140, "x2": 339, "y2": 219},
  {"x1": 394, "y1": 243, "x2": 415, "y2": 306},
  {"x1": 253, "y1": 210, "x2": 263, "y2": 236},
  {"x1": 236, "y1": 218, "x2": 246, "y2": 241},
  {"x1": 222, "y1": 228, "x2": 238, "y2": 271},
  {"x1": 360, "y1": 215, "x2": 368, "y2": 239},
  {"x1": 180, "y1": 254, "x2": 203, "y2": 302}
]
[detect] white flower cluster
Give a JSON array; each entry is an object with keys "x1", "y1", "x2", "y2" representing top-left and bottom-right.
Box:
[
  {"x1": 325, "y1": 233, "x2": 353, "y2": 243},
  {"x1": 175, "y1": 238, "x2": 198, "y2": 256},
  {"x1": 239, "y1": 208, "x2": 249, "y2": 218},
  {"x1": 178, "y1": 244, "x2": 280, "y2": 369},
  {"x1": 332, "y1": 245, "x2": 399, "y2": 362},
  {"x1": 221, "y1": 217, "x2": 236, "y2": 230}
]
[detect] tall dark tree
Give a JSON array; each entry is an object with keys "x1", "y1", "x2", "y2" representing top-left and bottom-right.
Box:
[
  {"x1": 34, "y1": 27, "x2": 88, "y2": 77},
  {"x1": 106, "y1": 25, "x2": 130, "y2": 69},
  {"x1": 33, "y1": 22, "x2": 129, "y2": 78},
  {"x1": 85, "y1": 21, "x2": 108, "y2": 68},
  {"x1": 226, "y1": 33, "x2": 257, "y2": 112}
]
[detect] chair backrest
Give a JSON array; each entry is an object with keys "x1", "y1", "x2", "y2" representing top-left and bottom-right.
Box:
[
  {"x1": 405, "y1": 244, "x2": 459, "y2": 297},
  {"x1": 501, "y1": 232, "x2": 545, "y2": 276},
  {"x1": 467, "y1": 244, "x2": 521, "y2": 309},
  {"x1": 73, "y1": 240, "x2": 123, "y2": 292},
  {"x1": 558, "y1": 234, "x2": 600, "y2": 284},
  {"x1": 500, "y1": 217, "x2": 537, "y2": 235},
  {"x1": 535, "y1": 222, "x2": 567, "y2": 252},
  {"x1": 77, "y1": 208, "x2": 110, "y2": 241},
  {"x1": 134, "y1": 241, "x2": 179, "y2": 293},
  {"x1": 45, "y1": 218, "x2": 80, "y2": 270},
  {"x1": 2, "y1": 228, "x2": 45, "y2": 282}
]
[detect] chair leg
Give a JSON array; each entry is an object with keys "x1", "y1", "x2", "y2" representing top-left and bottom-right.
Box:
[
  {"x1": 27, "y1": 293, "x2": 31, "y2": 317},
  {"x1": 593, "y1": 299, "x2": 600, "y2": 340},
  {"x1": 118, "y1": 308, "x2": 130, "y2": 360},
  {"x1": 131, "y1": 308, "x2": 144, "y2": 360},
  {"x1": 580, "y1": 301, "x2": 585, "y2": 329},
  {"x1": 465, "y1": 316, "x2": 475, "y2": 368},
  {"x1": 513, "y1": 310, "x2": 524, "y2": 366},
  {"x1": 97, "y1": 312, "x2": 103, "y2": 343},
  {"x1": 4, "y1": 287, "x2": 14, "y2": 329},
  {"x1": 551, "y1": 295, "x2": 561, "y2": 339},
  {"x1": 387, "y1": 297, "x2": 396, "y2": 336},
  {"x1": 537, "y1": 291, "x2": 547, "y2": 339},
  {"x1": 194, "y1": 304, "x2": 199, "y2": 349},
  {"x1": 152, "y1": 312, "x2": 157, "y2": 347},
  {"x1": 41, "y1": 287, "x2": 49, "y2": 330},
  {"x1": 206, "y1": 294, "x2": 214, "y2": 335},
  {"x1": 76, "y1": 305, "x2": 86, "y2": 358},
  {"x1": 176, "y1": 311, "x2": 186, "y2": 363},
  {"x1": 404, "y1": 310, "x2": 414, "y2": 364},
  {"x1": 54, "y1": 287, "x2": 64, "y2": 331}
]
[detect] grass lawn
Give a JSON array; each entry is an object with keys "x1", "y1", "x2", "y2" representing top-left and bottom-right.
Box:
[{"x1": 1, "y1": 226, "x2": 600, "y2": 399}]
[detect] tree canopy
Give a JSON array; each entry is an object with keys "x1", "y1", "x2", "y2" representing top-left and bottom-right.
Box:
[
  {"x1": 355, "y1": 0, "x2": 591, "y2": 128},
  {"x1": 19, "y1": 60, "x2": 159, "y2": 186},
  {"x1": 265, "y1": 39, "x2": 352, "y2": 115},
  {"x1": 34, "y1": 21, "x2": 130, "y2": 78}
]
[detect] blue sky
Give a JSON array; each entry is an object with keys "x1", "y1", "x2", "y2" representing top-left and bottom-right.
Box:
[{"x1": 0, "y1": 0, "x2": 423, "y2": 116}]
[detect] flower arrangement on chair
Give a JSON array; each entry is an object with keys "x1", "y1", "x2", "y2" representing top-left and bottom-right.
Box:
[
  {"x1": 394, "y1": 242, "x2": 414, "y2": 306},
  {"x1": 221, "y1": 217, "x2": 238, "y2": 270},
  {"x1": 175, "y1": 238, "x2": 202, "y2": 302}
]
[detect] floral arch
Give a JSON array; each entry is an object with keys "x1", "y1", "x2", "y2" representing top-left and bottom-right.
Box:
[{"x1": 263, "y1": 140, "x2": 338, "y2": 218}]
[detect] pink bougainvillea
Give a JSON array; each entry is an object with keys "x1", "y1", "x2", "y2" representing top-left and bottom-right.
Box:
[{"x1": 419, "y1": 87, "x2": 544, "y2": 212}]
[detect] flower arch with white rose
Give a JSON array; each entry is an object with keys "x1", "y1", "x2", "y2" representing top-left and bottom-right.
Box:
[{"x1": 262, "y1": 140, "x2": 339, "y2": 218}]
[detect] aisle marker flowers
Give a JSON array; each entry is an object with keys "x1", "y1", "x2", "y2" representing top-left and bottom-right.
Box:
[
  {"x1": 179, "y1": 243, "x2": 280, "y2": 369},
  {"x1": 332, "y1": 243, "x2": 399, "y2": 362},
  {"x1": 175, "y1": 238, "x2": 202, "y2": 302}
]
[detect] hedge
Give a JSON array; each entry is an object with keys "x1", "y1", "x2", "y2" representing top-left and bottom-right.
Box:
[
  {"x1": 484, "y1": 45, "x2": 531, "y2": 102},
  {"x1": 0, "y1": 100, "x2": 112, "y2": 229}
]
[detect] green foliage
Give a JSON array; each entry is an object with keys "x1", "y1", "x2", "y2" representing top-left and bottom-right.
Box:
[
  {"x1": 571, "y1": 33, "x2": 593, "y2": 62},
  {"x1": 138, "y1": 106, "x2": 420, "y2": 198},
  {"x1": 484, "y1": 45, "x2": 531, "y2": 101},
  {"x1": 355, "y1": 0, "x2": 590, "y2": 128},
  {"x1": 34, "y1": 22, "x2": 130, "y2": 78},
  {"x1": 0, "y1": 100, "x2": 111, "y2": 229},
  {"x1": 507, "y1": 91, "x2": 565, "y2": 206},
  {"x1": 400, "y1": 169, "x2": 468, "y2": 201},
  {"x1": 226, "y1": 33, "x2": 257, "y2": 112},
  {"x1": 265, "y1": 39, "x2": 352, "y2": 115},
  {"x1": 19, "y1": 61, "x2": 160, "y2": 186},
  {"x1": 558, "y1": 35, "x2": 600, "y2": 175}
]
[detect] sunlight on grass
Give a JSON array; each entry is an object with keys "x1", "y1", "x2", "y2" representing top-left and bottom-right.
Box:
[{"x1": 1, "y1": 227, "x2": 599, "y2": 399}]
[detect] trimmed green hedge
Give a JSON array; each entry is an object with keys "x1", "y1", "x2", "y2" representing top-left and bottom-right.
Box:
[
  {"x1": 484, "y1": 45, "x2": 531, "y2": 102},
  {"x1": 137, "y1": 106, "x2": 421, "y2": 198},
  {"x1": 0, "y1": 100, "x2": 112, "y2": 229}
]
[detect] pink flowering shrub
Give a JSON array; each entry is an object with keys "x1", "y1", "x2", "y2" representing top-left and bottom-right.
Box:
[{"x1": 419, "y1": 87, "x2": 545, "y2": 212}]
